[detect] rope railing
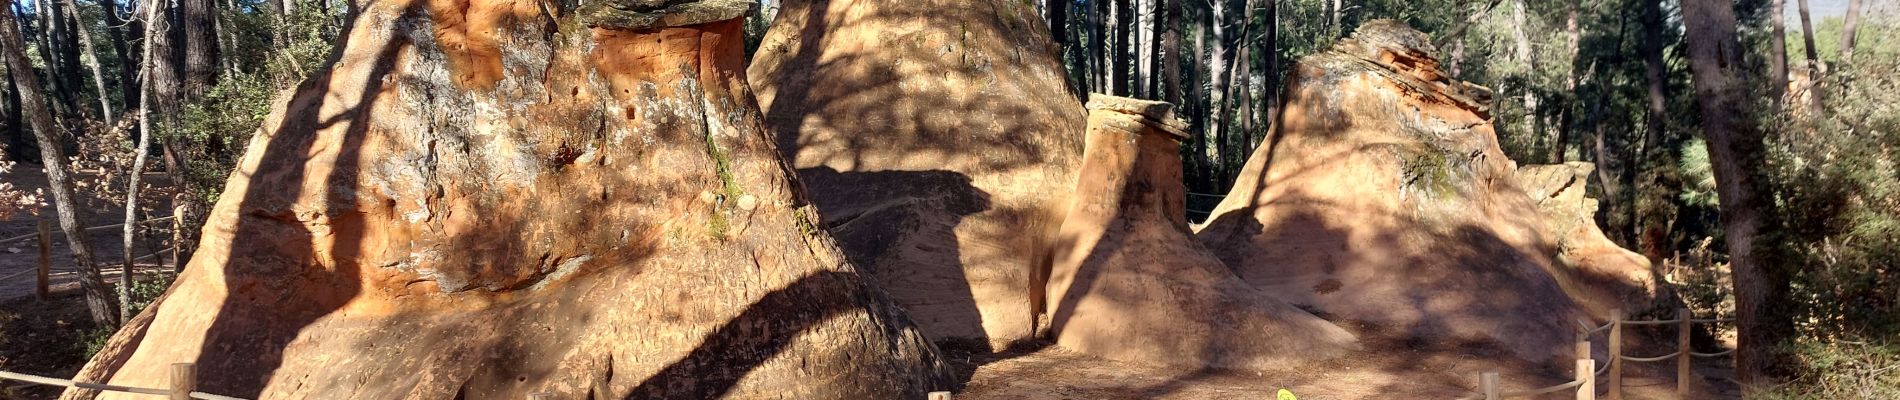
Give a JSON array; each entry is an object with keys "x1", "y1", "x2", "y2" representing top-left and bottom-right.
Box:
[
  {"x1": 0, "y1": 364, "x2": 245, "y2": 400},
  {"x1": 0, "y1": 215, "x2": 179, "y2": 245},
  {"x1": 1457, "y1": 359, "x2": 1597, "y2": 400},
  {"x1": 1461, "y1": 307, "x2": 1737, "y2": 399},
  {"x1": 1690, "y1": 349, "x2": 1735, "y2": 358},
  {"x1": 1619, "y1": 351, "x2": 1682, "y2": 363},
  {"x1": 6, "y1": 212, "x2": 190, "y2": 302},
  {"x1": 1501, "y1": 378, "x2": 1585, "y2": 397}
]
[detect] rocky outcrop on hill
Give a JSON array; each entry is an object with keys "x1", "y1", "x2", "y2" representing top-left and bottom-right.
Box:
[
  {"x1": 66, "y1": 1, "x2": 951, "y2": 398},
  {"x1": 1195, "y1": 20, "x2": 1620, "y2": 363},
  {"x1": 1046, "y1": 95, "x2": 1356, "y2": 370},
  {"x1": 748, "y1": 0, "x2": 1085, "y2": 350}
]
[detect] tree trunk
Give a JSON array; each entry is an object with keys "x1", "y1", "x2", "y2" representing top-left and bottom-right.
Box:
[
  {"x1": 1551, "y1": 0, "x2": 1580, "y2": 163},
  {"x1": 1207, "y1": 0, "x2": 1229, "y2": 181},
  {"x1": 1510, "y1": 0, "x2": 1538, "y2": 151},
  {"x1": 1261, "y1": 0, "x2": 1275, "y2": 119},
  {"x1": 103, "y1": 0, "x2": 137, "y2": 117},
  {"x1": 59, "y1": 0, "x2": 111, "y2": 123},
  {"x1": 1112, "y1": 0, "x2": 1131, "y2": 95},
  {"x1": 1159, "y1": 0, "x2": 1177, "y2": 104},
  {"x1": 1681, "y1": 0, "x2": 1787, "y2": 388},
  {"x1": 27, "y1": 3, "x2": 69, "y2": 117},
  {"x1": 1796, "y1": 0, "x2": 1824, "y2": 112},
  {"x1": 0, "y1": 2, "x2": 118, "y2": 326},
  {"x1": 265, "y1": 0, "x2": 287, "y2": 46},
  {"x1": 47, "y1": 0, "x2": 81, "y2": 114},
  {"x1": 119, "y1": 0, "x2": 169, "y2": 326},
  {"x1": 1146, "y1": 0, "x2": 1160, "y2": 97},
  {"x1": 1329, "y1": 0, "x2": 1342, "y2": 37},
  {"x1": 1091, "y1": 0, "x2": 1107, "y2": 92},
  {"x1": 1187, "y1": 14, "x2": 1206, "y2": 192},
  {"x1": 1230, "y1": 0, "x2": 1254, "y2": 173},
  {"x1": 67, "y1": 1, "x2": 955, "y2": 398},
  {"x1": 1769, "y1": 0, "x2": 1788, "y2": 107},
  {"x1": 1635, "y1": 0, "x2": 1669, "y2": 260},
  {"x1": 182, "y1": 0, "x2": 220, "y2": 96},
  {"x1": 146, "y1": 0, "x2": 182, "y2": 127},
  {"x1": 1048, "y1": 0, "x2": 1066, "y2": 52},
  {"x1": 1839, "y1": 0, "x2": 1862, "y2": 64}
]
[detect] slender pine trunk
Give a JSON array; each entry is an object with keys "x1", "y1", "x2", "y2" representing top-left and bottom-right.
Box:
[
  {"x1": 1796, "y1": 0, "x2": 1824, "y2": 112},
  {"x1": 1, "y1": 5, "x2": 118, "y2": 325},
  {"x1": 59, "y1": 0, "x2": 112, "y2": 123},
  {"x1": 119, "y1": 0, "x2": 168, "y2": 324},
  {"x1": 1838, "y1": 0, "x2": 1863, "y2": 65}
]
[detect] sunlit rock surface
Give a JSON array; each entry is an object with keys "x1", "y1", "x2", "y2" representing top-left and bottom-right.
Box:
[
  {"x1": 66, "y1": 1, "x2": 952, "y2": 398},
  {"x1": 1195, "y1": 20, "x2": 1636, "y2": 363},
  {"x1": 1046, "y1": 95, "x2": 1357, "y2": 370},
  {"x1": 748, "y1": 0, "x2": 1086, "y2": 350}
]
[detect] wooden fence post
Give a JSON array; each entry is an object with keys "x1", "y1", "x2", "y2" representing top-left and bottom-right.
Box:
[
  {"x1": 1678, "y1": 307, "x2": 1693, "y2": 396},
  {"x1": 172, "y1": 203, "x2": 186, "y2": 273},
  {"x1": 36, "y1": 219, "x2": 51, "y2": 301},
  {"x1": 1577, "y1": 358, "x2": 1596, "y2": 400},
  {"x1": 169, "y1": 363, "x2": 195, "y2": 400},
  {"x1": 928, "y1": 391, "x2": 953, "y2": 400},
  {"x1": 1481, "y1": 371, "x2": 1500, "y2": 400},
  {"x1": 1608, "y1": 308, "x2": 1624, "y2": 400},
  {"x1": 1576, "y1": 332, "x2": 1592, "y2": 361}
]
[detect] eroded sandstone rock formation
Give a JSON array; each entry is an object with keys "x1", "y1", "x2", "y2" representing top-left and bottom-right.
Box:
[
  {"x1": 67, "y1": 1, "x2": 951, "y2": 398},
  {"x1": 1515, "y1": 162, "x2": 1668, "y2": 311},
  {"x1": 1046, "y1": 95, "x2": 1357, "y2": 369},
  {"x1": 748, "y1": 0, "x2": 1085, "y2": 349},
  {"x1": 1195, "y1": 20, "x2": 1616, "y2": 362}
]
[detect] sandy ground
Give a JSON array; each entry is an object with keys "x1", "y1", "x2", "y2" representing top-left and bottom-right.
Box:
[
  {"x1": 1, "y1": 167, "x2": 179, "y2": 302},
  {"x1": 950, "y1": 323, "x2": 1738, "y2": 399}
]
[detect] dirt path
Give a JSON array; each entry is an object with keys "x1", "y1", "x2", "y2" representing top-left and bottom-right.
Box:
[
  {"x1": 1, "y1": 167, "x2": 179, "y2": 302},
  {"x1": 951, "y1": 324, "x2": 1738, "y2": 399}
]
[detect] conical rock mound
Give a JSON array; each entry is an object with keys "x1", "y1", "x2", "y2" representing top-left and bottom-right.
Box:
[
  {"x1": 748, "y1": 0, "x2": 1085, "y2": 349},
  {"x1": 1047, "y1": 95, "x2": 1357, "y2": 370},
  {"x1": 1196, "y1": 20, "x2": 1598, "y2": 362},
  {"x1": 67, "y1": 1, "x2": 950, "y2": 398}
]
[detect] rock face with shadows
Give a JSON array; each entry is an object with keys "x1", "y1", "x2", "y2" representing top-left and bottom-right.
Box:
[
  {"x1": 1196, "y1": 20, "x2": 1613, "y2": 363},
  {"x1": 1046, "y1": 95, "x2": 1357, "y2": 370},
  {"x1": 66, "y1": 1, "x2": 952, "y2": 398},
  {"x1": 1514, "y1": 162, "x2": 1666, "y2": 310},
  {"x1": 747, "y1": 0, "x2": 1085, "y2": 350}
]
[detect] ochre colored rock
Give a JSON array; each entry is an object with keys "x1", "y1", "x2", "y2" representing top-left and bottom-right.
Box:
[
  {"x1": 1046, "y1": 95, "x2": 1357, "y2": 370},
  {"x1": 1196, "y1": 20, "x2": 1607, "y2": 362},
  {"x1": 748, "y1": 0, "x2": 1085, "y2": 350},
  {"x1": 66, "y1": 2, "x2": 951, "y2": 398},
  {"x1": 1515, "y1": 162, "x2": 1667, "y2": 312}
]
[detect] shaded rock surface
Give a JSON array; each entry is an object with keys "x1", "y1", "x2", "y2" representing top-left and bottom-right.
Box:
[
  {"x1": 1515, "y1": 162, "x2": 1670, "y2": 314},
  {"x1": 748, "y1": 0, "x2": 1085, "y2": 350},
  {"x1": 1195, "y1": 20, "x2": 1624, "y2": 363},
  {"x1": 66, "y1": 2, "x2": 951, "y2": 398},
  {"x1": 1046, "y1": 95, "x2": 1356, "y2": 370}
]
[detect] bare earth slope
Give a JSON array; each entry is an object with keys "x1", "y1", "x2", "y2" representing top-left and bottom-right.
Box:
[
  {"x1": 748, "y1": 0, "x2": 1086, "y2": 350},
  {"x1": 65, "y1": 1, "x2": 951, "y2": 398}
]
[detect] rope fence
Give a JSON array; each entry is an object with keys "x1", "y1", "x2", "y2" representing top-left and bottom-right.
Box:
[
  {"x1": 0, "y1": 215, "x2": 177, "y2": 245},
  {"x1": 4, "y1": 209, "x2": 189, "y2": 301},
  {"x1": 1455, "y1": 307, "x2": 1736, "y2": 400},
  {"x1": 0, "y1": 363, "x2": 244, "y2": 399}
]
